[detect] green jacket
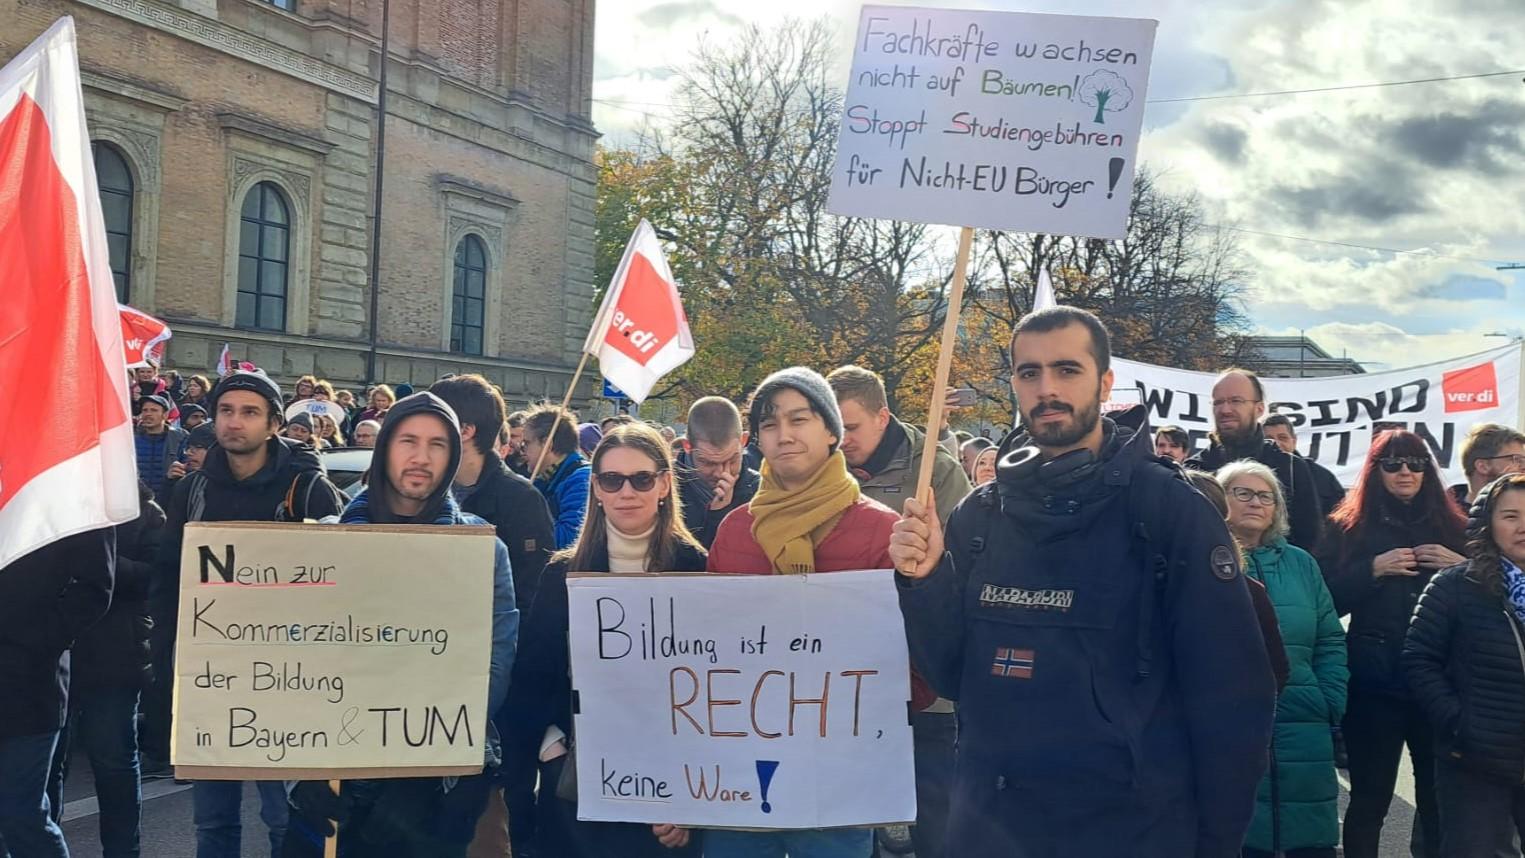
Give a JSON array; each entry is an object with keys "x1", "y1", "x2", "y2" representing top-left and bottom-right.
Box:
[
  {"x1": 1243, "y1": 537, "x2": 1349, "y2": 851},
  {"x1": 855, "y1": 419, "x2": 971, "y2": 524}
]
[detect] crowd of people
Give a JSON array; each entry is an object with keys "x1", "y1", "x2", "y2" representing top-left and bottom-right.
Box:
[{"x1": 3, "y1": 305, "x2": 1525, "y2": 858}]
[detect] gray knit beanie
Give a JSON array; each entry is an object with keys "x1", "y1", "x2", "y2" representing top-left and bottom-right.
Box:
[{"x1": 747, "y1": 367, "x2": 844, "y2": 449}]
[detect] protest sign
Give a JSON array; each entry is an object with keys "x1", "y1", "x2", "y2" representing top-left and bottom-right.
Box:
[
  {"x1": 172, "y1": 522, "x2": 496, "y2": 780},
  {"x1": 1107, "y1": 342, "x2": 1524, "y2": 486},
  {"x1": 827, "y1": 5, "x2": 1157, "y2": 240},
  {"x1": 567, "y1": 570, "x2": 916, "y2": 829},
  {"x1": 284, "y1": 398, "x2": 349, "y2": 426}
]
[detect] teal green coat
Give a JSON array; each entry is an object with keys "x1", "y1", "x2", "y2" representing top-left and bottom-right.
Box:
[{"x1": 1244, "y1": 537, "x2": 1349, "y2": 851}]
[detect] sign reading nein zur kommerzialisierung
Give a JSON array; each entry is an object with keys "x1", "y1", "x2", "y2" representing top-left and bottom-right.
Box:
[{"x1": 827, "y1": 5, "x2": 1158, "y2": 240}]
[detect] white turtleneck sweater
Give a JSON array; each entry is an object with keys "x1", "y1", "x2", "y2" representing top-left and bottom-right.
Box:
[{"x1": 606, "y1": 521, "x2": 655, "y2": 573}]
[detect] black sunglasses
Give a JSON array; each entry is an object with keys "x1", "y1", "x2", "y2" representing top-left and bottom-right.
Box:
[
  {"x1": 594, "y1": 470, "x2": 666, "y2": 493},
  {"x1": 1378, "y1": 456, "x2": 1429, "y2": 474}
]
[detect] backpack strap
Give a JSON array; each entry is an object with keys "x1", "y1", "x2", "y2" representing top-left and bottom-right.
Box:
[
  {"x1": 185, "y1": 470, "x2": 210, "y2": 523},
  {"x1": 278, "y1": 471, "x2": 323, "y2": 522}
]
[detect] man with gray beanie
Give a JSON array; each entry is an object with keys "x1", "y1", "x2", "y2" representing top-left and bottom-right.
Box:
[{"x1": 704, "y1": 368, "x2": 934, "y2": 858}]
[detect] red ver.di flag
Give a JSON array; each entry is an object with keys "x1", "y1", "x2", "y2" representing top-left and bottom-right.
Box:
[
  {"x1": 583, "y1": 219, "x2": 694, "y2": 403},
  {"x1": 120, "y1": 303, "x2": 172, "y2": 369},
  {"x1": 0, "y1": 18, "x2": 139, "y2": 569}
]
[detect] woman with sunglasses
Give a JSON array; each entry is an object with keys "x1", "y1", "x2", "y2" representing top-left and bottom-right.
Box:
[
  {"x1": 1316, "y1": 430, "x2": 1469, "y2": 858},
  {"x1": 513, "y1": 422, "x2": 705, "y2": 857},
  {"x1": 1404, "y1": 474, "x2": 1525, "y2": 856},
  {"x1": 1219, "y1": 461, "x2": 1348, "y2": 858}
]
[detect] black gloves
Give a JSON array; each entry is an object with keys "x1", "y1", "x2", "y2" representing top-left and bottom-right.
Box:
[{"x1": 289, "y1": 780, "x2": 353, "y2": 838}]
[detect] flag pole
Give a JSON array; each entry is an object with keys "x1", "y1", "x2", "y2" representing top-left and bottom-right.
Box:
[
  {"x1": 914, "y1": 226, "x2": 976, "y2": 507},
  {"x1": 532, "y1": 351, "x2": 592, "y2": 479}
]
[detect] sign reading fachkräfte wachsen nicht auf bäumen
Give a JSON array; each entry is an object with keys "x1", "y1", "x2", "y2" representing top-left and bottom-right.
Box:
[{"x1": 826, "y1": 5, "x2": 1157, "y2": 240}]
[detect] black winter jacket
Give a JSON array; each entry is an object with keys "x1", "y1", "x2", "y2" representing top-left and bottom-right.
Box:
[
  {"x1": 1404, "y1": 562, "x2": 1525, "y2": 784},
  {"x1": 677, "y1": 465, "x2": 760, "y2": 549},
  {"x1": 73, "y1": 497, "x2": 166, "y2": 695},
  {"x1": 459, "y1": 451, "x2": 556, "y2": 617},
  {"x1": 1187, "y1": 430, "x2": 1324, "y2": 551},
  {"x1": 0, "y1": 529, "x2": 115, "y2": 738},
  {"x1": 1317, "y1": 496, "x2": 1468, "y2": 698}
]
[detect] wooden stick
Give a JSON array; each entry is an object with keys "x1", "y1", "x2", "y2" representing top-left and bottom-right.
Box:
[
  {"x1": 914, "y1": 226, "x2": 976, "y2": 507},
  {"x1": 532, "y1": 351, "x2": 592, "y2": 479},
  {"x1": 324, "y1": 779, "x2": 340, "y2": 858}
]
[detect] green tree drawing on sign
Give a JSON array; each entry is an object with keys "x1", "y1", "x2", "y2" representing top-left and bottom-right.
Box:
[{"x1": 1078, "y1": 71, "x2": 1134, "y2": 124}]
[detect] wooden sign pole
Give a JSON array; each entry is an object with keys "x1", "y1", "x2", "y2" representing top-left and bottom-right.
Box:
[
  {"x1": 532, "y1": 351, "x2": 592, "y2": 479},
  {"x1": 324, "y1": 779, "x2": 340, "y2": 858},
  {"x1": 914, "y1": 226, "x2": 976, "y2": 507}
]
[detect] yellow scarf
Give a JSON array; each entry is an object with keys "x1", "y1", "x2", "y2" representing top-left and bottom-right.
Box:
[{"x1": 749, "y1": 450, "x2": 860, "y2": 574}]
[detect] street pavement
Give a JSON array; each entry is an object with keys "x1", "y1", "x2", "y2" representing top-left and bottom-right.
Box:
[{"x1": 57, "y1": 747, "x2": 1424, "y2": 857}]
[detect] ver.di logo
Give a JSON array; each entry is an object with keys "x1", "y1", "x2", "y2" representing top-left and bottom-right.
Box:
[{"x1": 1441, "y1": 361, "x2": 1499, "y2": 413}]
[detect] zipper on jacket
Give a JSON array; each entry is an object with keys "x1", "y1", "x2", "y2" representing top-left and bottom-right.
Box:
[{"x1": 1504, "y1": 609, "x2": 1525, "y2": 785}]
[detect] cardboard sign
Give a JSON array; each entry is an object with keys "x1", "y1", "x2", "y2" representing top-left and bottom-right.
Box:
[
  {"x1": 171, "y1": 522, "x2": 496, "y2": 780},
  {"x1": 1107, "y1": 343, "x2": 1524, "y2": 486},
  {"x1": 827, "y1": 5, "x2": 1157, "y2": 239},
  {"x1": 567, "y1": 570, "x2": 916, "y2": 829}
]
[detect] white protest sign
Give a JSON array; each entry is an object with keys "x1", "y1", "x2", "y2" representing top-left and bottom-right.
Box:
[
  {"x1": 568, "y1": 570, "x2": 915, "y2": 829},
  {"x1": 172, "y1": 522, "x2": 496, "y2": 779},
  {"x1": 827, "y1": 5, "x2": 1157, "y2": 239},
  {"x1": 1107, "y1": 343, "x2": 1524, "y2": 486}
]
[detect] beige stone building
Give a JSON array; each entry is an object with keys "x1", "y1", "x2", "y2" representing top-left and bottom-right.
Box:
[{"x1": 2, "y1": 0, "x2": 599, "y2": 401}]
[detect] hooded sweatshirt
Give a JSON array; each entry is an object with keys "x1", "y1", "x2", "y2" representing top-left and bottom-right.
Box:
[{"x1": 339, "y1": 392, "x2": 517, "y2": 722}]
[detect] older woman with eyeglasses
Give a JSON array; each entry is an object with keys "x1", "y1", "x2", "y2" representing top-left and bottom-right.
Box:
[
  {"x1": 1220, "y1": 461, "x2": 1348, "y2": 858},
  {"x1": 511, "y1": 422, "x2": 704, "y2": 857},
  {"x1": 1316, "y1": 430, "x2": 1469, "y2": 858}
]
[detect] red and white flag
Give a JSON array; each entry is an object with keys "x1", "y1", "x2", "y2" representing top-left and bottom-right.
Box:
[
  {"x1": 0, "y1": 18, "x2": 139, "y2": 568},
  {"x1": 583, "y1": 219, "x2": 694, "y2": 403},
  {"x1": 216, "y1": 343, "x2": 232, "y2": 376},
  {"x1": 119, "y1": 303, "x2": 171, "y2": 369}
]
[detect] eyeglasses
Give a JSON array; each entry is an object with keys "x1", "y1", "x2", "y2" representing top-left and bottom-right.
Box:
[
  {"x1": 594, "y1": 470, "x2": 667, "y2": 493},
  {"x1": 1212, "y1": 397, "x2": 1261, "y2": 408},
  {"x1": 1228, "y1": 486, "x2": 1276, "y2": 505},
  {"x1": 1481, "y1": 453, "x2": 1525, "y2": 470},
  {"x1": 1379, "y1": 456, "x2": 1429, "y2": 474}
]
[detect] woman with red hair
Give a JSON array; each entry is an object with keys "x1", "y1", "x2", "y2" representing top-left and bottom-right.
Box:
[{"x1": 1317, "y1": 430, "x2": 1468, "y2": 858}]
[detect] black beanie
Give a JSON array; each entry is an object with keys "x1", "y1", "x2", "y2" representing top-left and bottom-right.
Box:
[{"x1": 210, "y1": 370, "x2": 285, "y2": 423}]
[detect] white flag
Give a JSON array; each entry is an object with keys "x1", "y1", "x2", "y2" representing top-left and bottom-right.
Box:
[
  {"x1": 1034, "y1": 267, "x2": 1057, "y2": 311},
  {"x1": 583, "y1": 220, "x2": 695, "y2": 403}
]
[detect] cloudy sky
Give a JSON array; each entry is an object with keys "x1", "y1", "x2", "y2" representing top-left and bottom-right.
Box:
[{"x1": 592, "y1": 0, "x2": 1525, "y2": 372}]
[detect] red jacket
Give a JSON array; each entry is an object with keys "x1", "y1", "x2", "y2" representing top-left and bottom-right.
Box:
[{"x1": 707, "y1": 495, "x2": 936, "y2": 710}]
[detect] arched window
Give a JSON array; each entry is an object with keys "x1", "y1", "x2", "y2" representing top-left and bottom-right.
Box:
[
  {"x1": 93, "y1": 142, "x2": 133, "y2": 303},
  {"x1": 236, "y1": 182, "x2": 290, "y2": 331},
  {"x1": 451, "y1": 235, "x2": 487, "y2": 355}
]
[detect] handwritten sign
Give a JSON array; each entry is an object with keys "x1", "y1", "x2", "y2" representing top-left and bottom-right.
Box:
[
  {"x1": 171, "y1": 522, "x2": 496, "y2": 780},
  {"x1": 826, "y1": 5, "x2": 1157, "y2": 239},
  {"x1": 567, "y1": 570, "x2": 915, "y2": 829}
]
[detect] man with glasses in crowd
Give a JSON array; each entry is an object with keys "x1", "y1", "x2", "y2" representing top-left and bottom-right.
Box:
[
  {"x1": 1186, "y1": 368, "x2": 1324, "y2": 550},
  {"x1": 1452, "y1": 423, "x2": 1525, "y2": 507}
]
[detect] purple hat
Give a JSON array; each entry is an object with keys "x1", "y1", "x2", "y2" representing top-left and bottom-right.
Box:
[{"x1": 577, "y1": 422, "x2": 603, "y2": 454}]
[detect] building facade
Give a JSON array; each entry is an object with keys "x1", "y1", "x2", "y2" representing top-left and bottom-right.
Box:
[
  {"x1": 1244, "y1": 335, "x2": 1366, "y2": 378},
  {"x1": 3, "y1": 0, "x2": 599, "y2": 401}
]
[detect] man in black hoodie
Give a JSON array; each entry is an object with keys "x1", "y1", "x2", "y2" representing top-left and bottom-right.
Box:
[
  {"x1": 1186, "y1": 369, "x2": 1324, "y2": 551},
  {"x1": 151, "y1": 369, "x2": 346, "y2": 858},
  {"x1": 676, "y1": 396, "x2": 761, "y2": 549},
  {"x1": 284, "y1": 392, "x2": 519, "y2": 858}
]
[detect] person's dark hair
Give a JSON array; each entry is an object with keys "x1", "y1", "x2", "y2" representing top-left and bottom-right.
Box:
[
  {"x1": 553, "y1": 423, "x2": 702, "y2": 572},
  {"x1": 1329, "y1": 429, "x2": 1467, "y2": 551},
  {"x1": 428, "y1": 374, "x2": 506, "y2": 456},
  {"x1": 687, "y1": 396, "x2": 744, "y2": 447},
  {"x1": 1011, "y1": 306, "x2": 1111, "y2": 373},
  {"x1": 1461, "y1": 423, "x2": 1525, "y2": 477},
  {"x1": 1156, "y1": 425, "x2": 1189, "y2": 449},
  {"x1": 1467, "y1": 474, "x2": 1525, "y2": 599},
  {"x1": 1216, "y1": 368, "x2": 1266, "y2": 402},
  {"x1": 524, "y1": 405, "x2": 579, "y2": 456},
  {"x1": 1263, "y1": 413, "x2": 1295, "y2": 435}
]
